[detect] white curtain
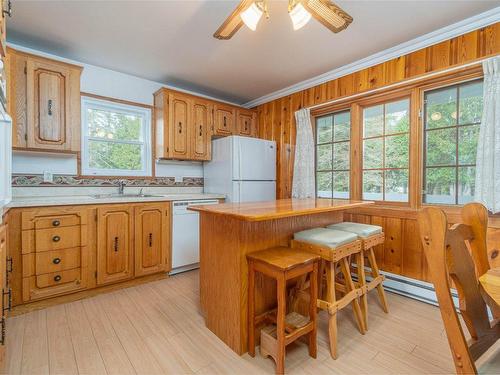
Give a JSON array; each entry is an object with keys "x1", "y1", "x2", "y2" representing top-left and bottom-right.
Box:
[
  {"x1": 475, "y1": 56, "x2": 500, "y2": 213},
  {"x1": 292, "y1": 108, "x2": 315, "y2": 199}
]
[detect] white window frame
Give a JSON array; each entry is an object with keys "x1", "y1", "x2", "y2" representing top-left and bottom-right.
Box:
[{"x1": 81, "y1": 96, "x2": 152, "y2": 177}]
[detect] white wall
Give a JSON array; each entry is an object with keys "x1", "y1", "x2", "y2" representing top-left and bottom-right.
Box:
[{"x1": 9, "y1": 43, "x2": 205, "y2": 179}]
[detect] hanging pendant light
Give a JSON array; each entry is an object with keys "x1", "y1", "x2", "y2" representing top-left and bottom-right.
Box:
[
  {"x1": 289, "y1": 1, "x2": 311, "y2": 30},
  {"x1": 240, "y1": 2, "x2": 264, "y2": 31}
]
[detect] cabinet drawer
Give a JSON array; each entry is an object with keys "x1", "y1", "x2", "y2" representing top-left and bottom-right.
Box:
[
  {"x1": 36, "y1": 268, "x2": 81, "y2": 288},
  {"x1": 22, "y1": 268, "x2": 88, "y2": 302},
  {"x1": 35, "y1": 226, "x2": 81, "y2": 252},
  {"x1": 22, "y1": 210, "x2": 88, "y2": 230},
  {"x1": 22, "y1": 248, "x2": 82, "y2": 276}
]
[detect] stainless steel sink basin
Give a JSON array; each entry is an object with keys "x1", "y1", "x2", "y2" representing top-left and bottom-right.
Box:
[{"x1": 91, "y1": 193, "x2": 164, "y2": 199}]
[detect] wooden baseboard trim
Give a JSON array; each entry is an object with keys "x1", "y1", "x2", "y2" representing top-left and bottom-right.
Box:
[{"x1": 9, "y1": 272, "x2": 169, "y2": 317}]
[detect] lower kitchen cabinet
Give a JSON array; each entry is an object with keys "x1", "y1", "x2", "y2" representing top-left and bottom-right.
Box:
[
  {"x1": 134, "y1": 204, "x2": 170, "y2": 277},
  {"x1": 97, "y1": 205, "x2": 134, "y2": 285},
  {"x1": 5, "y1": 201, "x2": 172, "y2": 308}
]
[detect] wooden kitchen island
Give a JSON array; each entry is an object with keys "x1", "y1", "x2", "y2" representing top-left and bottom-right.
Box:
[{"x1": 189, "y1": 198, "x2": 372, "y2": 355}]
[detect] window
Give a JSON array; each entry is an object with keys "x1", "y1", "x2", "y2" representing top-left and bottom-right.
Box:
[
  {"x1": 315, "y1": 110, "x2": 350, "y2": 198},
  {"x1": 362, "y1": 98, "x2": 410, "y2": 202},
  {"x1": 423, "y1": 80, "x2": 483, "y2": 205},
  {"x1": 81, "y1": 97, "x2": 152, "y2": 176}
]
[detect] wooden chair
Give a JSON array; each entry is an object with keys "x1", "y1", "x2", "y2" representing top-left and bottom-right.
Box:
[
  {"x1": 291, "y1": 227, "x2": 365, "y2": 359},
  {"x1": 247, "y1": 246, "x2": 320, "y2": 374},
  {"x1": 418, "y1": 206, "x2": 500, "y2": 375},
  {"x1": 327, "y1": 222, "x2": 389, "y2": 329}
]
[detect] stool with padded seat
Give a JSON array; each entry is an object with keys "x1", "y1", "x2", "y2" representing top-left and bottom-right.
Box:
[
  {"x1": 327, "y1": 222, "x2": 389, "y2": 330},
  {"x1": 290, "y1": 227, "x2": 365, "y2": 359}
]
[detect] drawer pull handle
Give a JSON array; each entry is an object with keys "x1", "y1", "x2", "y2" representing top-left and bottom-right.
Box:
[
  {"x1": 114, "y1": 237, "x2": 119, "y2": 252},
  {"x1": 6, "y1": 257, "x2": 12, "y2": 273},
  {"x1": 53, "y1": 258, "x2": 61, "y2": 265},
  {"x1": 178, "y1": 122, "x2": 182, "y2": 134},
  {"x1": 2, "y1": 289, "x2": 11, "y2": 313},
  {"x1": 148, "y1": 233, "x2": 153, "y2": 247},
  {"x1": 52, "y1": 235, "x2": 61, "y2": 242},
  {"x1": 54, "y1": 275, "x2": 62, "y2": 282},
  {"x1": 52, "y1": 220, "x2": 60, "y2": 227}
]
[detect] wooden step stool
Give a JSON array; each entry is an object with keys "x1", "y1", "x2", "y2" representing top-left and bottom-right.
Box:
[
  {"x1": 291, "y1": 227, "x2": 365, "y2": 359},
  {"x1": 327, "y1": 222, "x2": 389, "y2": 330},
  {"x1": 247, "y1": 246, "x2": 320, "y2": 374}
]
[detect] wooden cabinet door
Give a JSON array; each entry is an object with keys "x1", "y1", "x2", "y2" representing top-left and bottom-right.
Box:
[
  {"x1": 191, "y1": 100, "x2": 211, "y2": 160},
  {"x1": 97, "y1": 206, "x2": 134, "y2": 285},
  {"x1": 26, "y1": 58, "x2": 71, "y2": 150},
  {"x1": 214, "y1": 104, "x2": 235, "y2": 136},
  {"x1": 168, "y1": 93, "x2": 191, "y2": 159},
  {"x1": 134, "y1": 204, "x2": 170, "y2": 277},
  {"x1": 237, "y1": 109, "x2": 257, "y2": 137}
]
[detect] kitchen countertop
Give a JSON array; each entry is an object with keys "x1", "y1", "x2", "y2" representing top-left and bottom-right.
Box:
[
  {"x1": 5, "y1": 193, "x2": 226, "y2": 209},
  {"x1": 189, "y1": 198, "x2": 373, "y2": 221}
]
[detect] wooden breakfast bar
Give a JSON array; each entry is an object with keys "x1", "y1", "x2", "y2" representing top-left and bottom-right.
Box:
[{"x1": 189, "y1": 198, "x2": 373, "y2": 355}]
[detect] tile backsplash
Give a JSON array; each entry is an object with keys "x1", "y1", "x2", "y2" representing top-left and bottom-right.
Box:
[{"x1": 12, "y1": 174, "x2": 203, "y2": 187}]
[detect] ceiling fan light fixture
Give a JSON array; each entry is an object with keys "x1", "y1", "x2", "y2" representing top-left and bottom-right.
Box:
[
  {"x1": 289, "y1": 2, "x2": 311, "y2": 30},
  {"x1": 240, "y1": 2, "x2": 263, "y2": 31}
]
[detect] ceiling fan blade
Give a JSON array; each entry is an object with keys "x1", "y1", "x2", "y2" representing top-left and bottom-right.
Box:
[
  {"x1": 213, "y1": 0, "x2": 255, "y2": 40},
  {"x1": 301, "y1": 0, "x2": 353, "y2": 33}
]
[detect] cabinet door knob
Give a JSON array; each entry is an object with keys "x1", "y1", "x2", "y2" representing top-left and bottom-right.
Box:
[
  {"x1": 114, "y1": 237, "x2": 119, "y2": 252},
  {"x1": 199, "y1": 124, "x2": 203, "y2": 137},
  {"x1": 48, "y1": 99, "x2": 53, "y2": 116},
  {"x1": 178, "y1": 122, "x2": 182, "y2": 133},
  {"x1": 52, "y1": 220, "x2": 60, "y2": 227},
  {"x1": 223, "y1": 116, "x2": 227, "y2": 127},
  {"x1": 54, "y1": 275, "x2": 62, "y2": 282},
  {"x1": 52, "y1": 235, "x2": 60, "y2": 242},
  {"x1": 52, "y1": 258, "x2": 61, "y2": 265}
]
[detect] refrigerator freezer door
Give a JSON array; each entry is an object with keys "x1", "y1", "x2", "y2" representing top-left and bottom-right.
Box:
[
  {"x1": 232, "y1": 181, "x2": 276, "y2": 203},
  {"x1": 232, "y1": 136, "x2": 276, "y2": 181}
]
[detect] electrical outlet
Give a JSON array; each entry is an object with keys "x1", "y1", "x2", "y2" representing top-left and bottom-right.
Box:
[
  {"x1": 43, "y1": 171, "x2": 54, "y2": 183},
  {"x1": 175, "y1": 176, "x2": 183, "y2": 183}
]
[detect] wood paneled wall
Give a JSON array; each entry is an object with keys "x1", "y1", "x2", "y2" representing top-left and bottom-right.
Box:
[
  {"x1": 255, "y1": 23, "x2": 500, "y2": 282},
  {"x1": 256, "y1": 23, "x2": 500, "y2": 200}
]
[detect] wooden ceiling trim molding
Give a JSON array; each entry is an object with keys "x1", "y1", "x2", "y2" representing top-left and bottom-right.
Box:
[{"x1": 244, "y1": 7, "x2": 500, "y2": 107}]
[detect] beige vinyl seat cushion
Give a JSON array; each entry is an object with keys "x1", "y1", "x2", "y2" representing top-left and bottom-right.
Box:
[
  {"x1": 294, "y1": 228, "x2": 358, "y2": 249},
  {"x1": 327, "y1": 222, "x2": 382, "y2": 238}
]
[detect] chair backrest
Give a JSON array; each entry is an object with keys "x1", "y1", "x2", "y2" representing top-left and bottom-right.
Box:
[{"x1": 418, "y1": 205, "x2": 499, "y2": 375}]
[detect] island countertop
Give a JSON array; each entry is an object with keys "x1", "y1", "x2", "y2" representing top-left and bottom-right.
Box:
[{"x1": 188, "y1": 198, "x2": 373, "y2": 221}]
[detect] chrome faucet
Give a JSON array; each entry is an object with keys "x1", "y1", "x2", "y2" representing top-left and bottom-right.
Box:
[{"x1": 118, "y1": 180, "x2": 126, "y2": 195}]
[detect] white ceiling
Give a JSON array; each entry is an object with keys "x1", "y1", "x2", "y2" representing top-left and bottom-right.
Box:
[{"x1": 7, "y1": 0, "x2": 500, "y2": 105}]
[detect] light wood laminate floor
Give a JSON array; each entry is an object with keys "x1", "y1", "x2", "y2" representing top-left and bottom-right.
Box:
[{"x1": 2, "y1": 270, "x2": 456, "y2": 375}]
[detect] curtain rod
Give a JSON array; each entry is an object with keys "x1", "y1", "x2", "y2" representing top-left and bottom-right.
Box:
[{"x1": 307, "y1": 57, "x2": 491, "y2": 111}]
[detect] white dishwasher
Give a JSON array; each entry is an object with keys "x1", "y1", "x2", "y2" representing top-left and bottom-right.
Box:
[{"x1": 171, "y1": 199, "x2": 219, "y2": 274}]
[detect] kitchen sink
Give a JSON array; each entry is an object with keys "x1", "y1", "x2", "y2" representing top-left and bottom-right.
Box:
[{"x1": 91, "y1": 193, "x2": 165, "y2": 199}]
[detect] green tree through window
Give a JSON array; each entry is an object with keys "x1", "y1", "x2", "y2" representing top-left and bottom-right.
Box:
[
  {"x1": 82, "y1": 97, "x2": 152, "y2": 176},
  {"x1": 423, "y1": 80, "x2": 483, "y2": 205},
  {"x1": 316, "y1": 110, "x2": 350, "y2": 198},
  {"x1": 362, "y1": 98, "x2": 410, "y2": 202}
]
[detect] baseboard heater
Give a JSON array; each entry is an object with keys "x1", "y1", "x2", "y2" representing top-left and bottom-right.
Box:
[{"x1": 358, "y1": 269, "x2": 459, "y2": 308}]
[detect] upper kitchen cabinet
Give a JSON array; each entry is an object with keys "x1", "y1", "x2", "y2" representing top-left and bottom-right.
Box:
[
  {"x1": 154, "y1": 88, "x2": 212, "y2": 161},
  {"x1": 213, "y1": 103, "x2": 235, "y2": 136},
  {"x1": 191, "y1": 98, "x2": 212, "y2": 160},
  {"x1": 236, "y1": 108, "x2": 258, "y2": 137},
  {"x1": 7, "y1": 48, "x2": 82, "y2": 152}
]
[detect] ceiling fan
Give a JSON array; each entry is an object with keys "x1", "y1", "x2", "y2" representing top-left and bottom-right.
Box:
[{"x1": 213, "y1": 0, "x2": 353, "y2": 40}]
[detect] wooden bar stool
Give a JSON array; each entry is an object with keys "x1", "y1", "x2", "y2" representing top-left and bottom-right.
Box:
[
  {"x1": 327, "y1": 222, "x2": 389, "y2": 330},
  {"x1": 291, "y1": 228, "x2": 365, "y2": 359},
  {"x1": 247, "y1": 246, "x2": 320, "y2": 374}
]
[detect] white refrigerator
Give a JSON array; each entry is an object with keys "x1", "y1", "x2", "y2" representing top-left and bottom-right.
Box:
[{"x1": 204, "y1": 136, "x2": 276, "y2": 202}]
